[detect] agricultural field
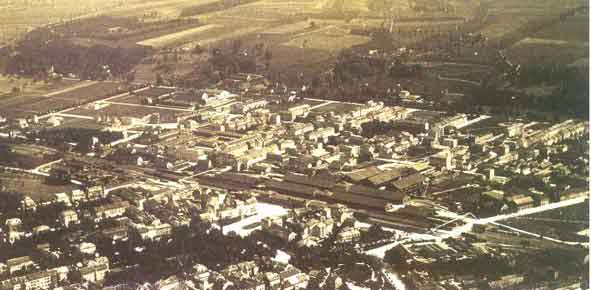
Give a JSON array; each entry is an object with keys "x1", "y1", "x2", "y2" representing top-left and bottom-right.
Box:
[
  {"x1": 532, "y1": 15, "x2": 588, "y2": 44},
  {"x1": 0, "y1": 78, "x2": 81, "y2": 119},
  {"x1": 264, "y1": 21, "x2": 318, "y2": 35},
  {"x1": 0, "y1": 76, "x2": 79, "y2": 97},
  {"x1": 0, "y1": 0, "x2": 119, "y2": 45},
  {"x1": 137, "y1": 24, "x2": 222, "y2": 48},
  {"x1": 0, "y1": 80, "x2": 126, "y2": 119},
  {"x1": 44, "y1": 81, "x2": 126, "y2": 101},
  {"x1": 176, "y1": 26, "x2": 266, "y2": 50},
  {"x1": 478, "y1": 15, "x2": 536, "y2": 40},
  {"x1": 478, "y1": 0, "x2": 587, "y2": 42},
  {"x1": 283, "y1": 33, "x2": 371, "y2": 52},
  {"x1": 0, "y1": 0, "x2": 219, "y2": 47},
  {"x1": 506, "y1": 37, "x2": 588, "y2": 66}
]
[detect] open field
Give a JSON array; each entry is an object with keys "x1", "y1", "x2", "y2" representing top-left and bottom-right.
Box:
[
  {"x1": 0, "y1": 77, "x2": 79, "y2": 96},
  {"x1": 280, "y1": 24, "x2": 371, "y2": 52},
  {"x1": 502, "y1": 202, "x2": 589, "y2": 243},
  {"x1": 311, "y1": 102, "x2": 362, "y2": 114},
  {"x1": 46, "y1": 81, "x2": 126, "y2": 101},
  {"x1": 478, "y1": 0, "x2": 587, "y2": 42},
  {"x1": 0, "y1": 80, "x2": 126, "y2": 119},
  {"x1": 52, "y1": 116, "x2": 104, "y2": 130},
  {"x1": 264, "y1": 21, "x2": 316, "y2": 35},
  {"x1": 137, "y1": 24, "x2": 221, "y2": 48},
  {"x1": 283, "y1": 33, "x2": 371, "y2": 52},
  {"x1": 0, "y1": 95, "x2": 49, "y2": 119},
  {"x1": 0, "y1": 143, "x2": 62, "y2": 170},
  {"x1": 532, "y1": 16, "x2": 588, "y2": 43},
  {"x1": 0, "y1": 0, "x2": 219, "y2": 46},
  {"x1": 478, "y1": 16, "x2": 535, "y2": 40},
  {"x1": 106, "y1": 0, "x2": 214, "y2": 18},
  {"x1": 506, "y1": 37, "x2": 588, "y2": 65},
  {"x1": 0, "y1": 172, "x2": 76, "y2": 200},
  {"x1": 0, "y1": 88, "x2": 78, "y2": 119},
  {"x1": 68, "y1": 102, "x2": 190, "y2": 121},
  {"x1": 177, "y1": 26, "x2": 265, "y2": 50}
]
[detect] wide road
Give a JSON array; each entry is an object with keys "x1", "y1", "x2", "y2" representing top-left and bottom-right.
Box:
[
  {"x1": 369, "y1": 195, "x2": 589, "y2": 258},
  {"x1": 438, "y1": 195, "x2": 589, "y2": 246}
]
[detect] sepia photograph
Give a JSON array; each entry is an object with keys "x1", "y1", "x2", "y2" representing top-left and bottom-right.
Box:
[{"x1": 0, "y1": 0, "x2": 588, "y2": 289}]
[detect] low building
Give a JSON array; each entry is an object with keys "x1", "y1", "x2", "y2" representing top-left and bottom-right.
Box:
[
  {"x1": 75, "y1": 257, "x2": 109, "y2": 284},
  {"x1": 135, "y1": 221, "x2": 173, "y2": 242},
  {"x1": 59, "y1": 210, "x2": 79, "y2": 228},
  {"x1": 0, "y1": 269, "x2": 58, "y2": 290},
  {"x1": 488, "y1": 274, "x2": 525, "y2": 289},
  {"x1": 391, "y1": 173, "x2": 426, "y2": 196},
  {"x1": 336, "y1": 226, "x2": 361, "y2": 243},
  {"x1": 93, "y1": 201, "x2": 130, "y2": 222},
  {"x1": 505, "y1": 194, "x2": 534, "y2": 211},
  {"x1": 6, "y1": 256, "x2": 34, "y2": 275}
]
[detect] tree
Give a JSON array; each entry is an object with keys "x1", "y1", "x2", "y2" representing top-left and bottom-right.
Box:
[
  {"x1": 156, "y1": 74, "x2": 164, "y2": 86},
  {"x1": 384, "y1": 247, "x2": 407, "y2": 269},
  {"x1": 11, "y1": 86, "x2": 20, "y2": 95},
  {"x1": 192, "y1": 44, "x2": 204, "y2": 55}
]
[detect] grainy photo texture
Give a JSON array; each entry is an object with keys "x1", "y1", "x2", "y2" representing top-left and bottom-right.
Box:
[{"x1": 0, "y1": 1, "x2": 588, "y2": 289}]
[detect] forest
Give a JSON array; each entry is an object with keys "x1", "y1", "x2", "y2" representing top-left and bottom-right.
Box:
[{"x1": 1, "y1": 27, "x2": 151, "y2": 79}]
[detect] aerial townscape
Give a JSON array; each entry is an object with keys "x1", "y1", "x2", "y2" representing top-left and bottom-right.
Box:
[{"x1": 0, "y1": 0, "x2": 588, "y2": 290}]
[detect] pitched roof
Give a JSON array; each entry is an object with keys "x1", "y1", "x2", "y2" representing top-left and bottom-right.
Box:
[
  {"x1": 332, "y1": 191, "x2": 386, "y2": 209},
  {"x1": 283, "y1": 173, "x2": 340, "y2": 189},
  {"x1": 367, "y1": 168, "x2": 403, "y2": 186},
  {"x1": 334, "y1": 183, "x2": 406, "y2": 203},
  {"x1": 344, "y1": 166, "x2": 381, "y2": 182},
  {"x1": 392, "y1": 173, "x2": 425, "y2": 190}
]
